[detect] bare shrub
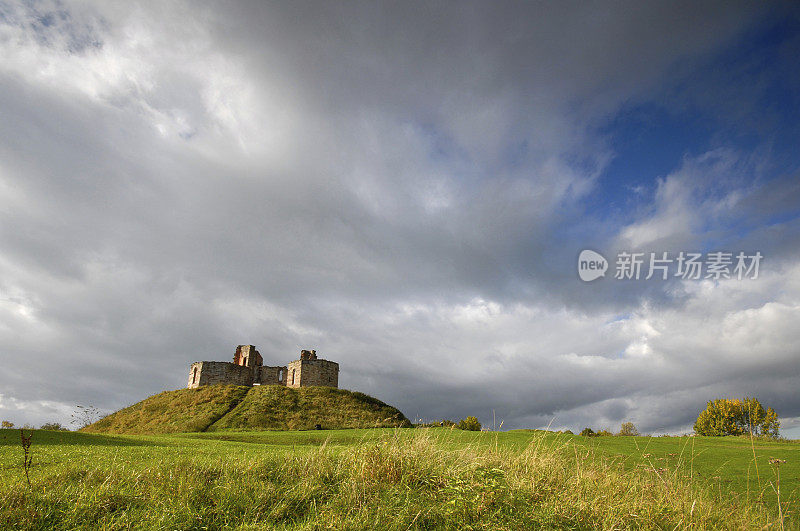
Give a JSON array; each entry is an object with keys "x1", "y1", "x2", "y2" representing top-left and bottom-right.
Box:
[{"x1": 71, "y1": 405, "x2": 104, "y2": 429}]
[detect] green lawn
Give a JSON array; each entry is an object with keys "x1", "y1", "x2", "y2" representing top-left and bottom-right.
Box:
[
  {"x1": 567, "y1": 431, "x2": 800, "y2": 516},
  {"x1": 0, "y1": 428, "x2": 796, "y2": 529}
]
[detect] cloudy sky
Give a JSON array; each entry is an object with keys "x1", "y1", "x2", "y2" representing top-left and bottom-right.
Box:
[{"x1": 1, "y1": 1, "x2": 799, "y2": 435}]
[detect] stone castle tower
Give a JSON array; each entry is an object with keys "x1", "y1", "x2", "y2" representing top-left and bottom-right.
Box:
[{"x1": 188, "y1": 345, "x2": 339, "y2": 389}]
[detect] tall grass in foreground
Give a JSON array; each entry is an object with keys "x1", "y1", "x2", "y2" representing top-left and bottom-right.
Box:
[{"x1": 0, "y1": 430, "x2": 781, "y2": 530}]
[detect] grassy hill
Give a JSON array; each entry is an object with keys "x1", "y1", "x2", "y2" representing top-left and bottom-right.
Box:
[{"x1": 83, "y1": 385, "x2": 411, "y2": 434}]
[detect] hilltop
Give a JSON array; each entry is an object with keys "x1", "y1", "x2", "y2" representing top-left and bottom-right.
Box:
[{"x1": 83, "y1": 385, "x2": 411, "y2": 434}]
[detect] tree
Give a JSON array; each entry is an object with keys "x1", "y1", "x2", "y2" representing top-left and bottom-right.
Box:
[
  {"x1": 693, "y1": 398, "x2": 780, "y2": 437},
  {"x1": 618, "y1": 422, "x2": 640, "y2": 436},
  {"x1": 579, "y1": 427, "x2": 596, "y2": 437},
  {"x1": 71, "y1": 405, "x2": 104, "y2": 430},
  {"x1": 760, "y1": 406, "x2": 780, "y2": 438},
  {"x1": 1, "y1": 420, "x2": 14, "y2": 429},
  {"x1": 456, "y1": 416, "x2": 481, "y2": 431}
]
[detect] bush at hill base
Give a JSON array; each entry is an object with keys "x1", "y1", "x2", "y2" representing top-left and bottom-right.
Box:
[
  {"x1": 456, "y1": 416, "x2": 481, "y2": 431},
  {"x1": 694, "y1": 397, "x2": 779, "y2": 437}
]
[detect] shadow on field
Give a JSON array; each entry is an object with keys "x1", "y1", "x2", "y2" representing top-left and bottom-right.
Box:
[
  {"x1": 0, "y1": 429, "x2": 158, "y2": 447},
  {"x1": 176, "y1": 428, "x2": 389, "y2": 446}
]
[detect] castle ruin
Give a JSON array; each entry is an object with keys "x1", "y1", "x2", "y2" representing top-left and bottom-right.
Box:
[{"x1": 188, "y1": 345, "x2": 339, "y2": 389}]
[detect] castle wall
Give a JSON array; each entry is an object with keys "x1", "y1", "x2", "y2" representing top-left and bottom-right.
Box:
[
  {"x1": 302, "y1": 359, "x2": 339, "y2": 387},
  {"x1": 286, "y1": 359, "x2": 339, "y2": 388},
  {"x1": 188, "y1": 361, "x2": 254, "y2": 388},
  {"x1": 258, "y1": 365, "x2": 288, "y2": 386},
  {"x1": 286, "y1": 359, "x2": 303, "y2": 388},
  {"x1": 187, "y1": 347, "x2": 339, "y2": 389}
]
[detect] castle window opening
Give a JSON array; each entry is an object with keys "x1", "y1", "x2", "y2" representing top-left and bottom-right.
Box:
[
  {"x1": 278, "y1": 369, "x2": 284, "y2": 382},
  {"x1": 192, "y1": 367, "x2": 198, "y2": 385},
  {"x1": 291, "y1": 369, "x2": 296, "y2": 385}
]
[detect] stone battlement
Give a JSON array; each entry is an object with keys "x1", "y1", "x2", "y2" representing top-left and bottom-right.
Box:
[{"x1": 188, "y1": 345, "x2": 339, "y2": 389}]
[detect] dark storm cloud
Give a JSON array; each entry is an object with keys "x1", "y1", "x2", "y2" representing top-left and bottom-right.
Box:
[{"x1": 0, "y1": 1, "x2": 798, "y2": 434}]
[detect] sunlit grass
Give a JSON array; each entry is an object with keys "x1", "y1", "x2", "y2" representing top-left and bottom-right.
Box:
[{"x1": 1, "y1": 428, "x2": 795, "y2": 529}]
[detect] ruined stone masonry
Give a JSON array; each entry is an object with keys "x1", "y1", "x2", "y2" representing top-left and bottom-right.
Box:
[{"x1": 187, "y1": 345, "x2": 339, "y2": 389}]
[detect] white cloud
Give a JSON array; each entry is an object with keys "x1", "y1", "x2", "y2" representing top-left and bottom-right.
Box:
[
  {"x1": 618, "y1": 149, "x2": 754, "y2": 249},
  {"x1": 0, "y1": 394, "x2": 78, "y2": 428}
]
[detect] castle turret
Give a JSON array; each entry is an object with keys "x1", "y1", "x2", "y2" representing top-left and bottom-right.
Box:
[
  {"x1": 287, "y1": 349, "x2": 338, "y2": 388},
  {"x1": 233, "y1": 345, "x2": 263, "y2": 368}
]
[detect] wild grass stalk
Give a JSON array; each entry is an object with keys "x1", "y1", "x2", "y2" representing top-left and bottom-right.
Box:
[
  {"x1": 19, "y1": 429, "x2": 33, "y2": 488},
  {"x1": 769, "y1": 458, "x2": 787, "y2": 531}
]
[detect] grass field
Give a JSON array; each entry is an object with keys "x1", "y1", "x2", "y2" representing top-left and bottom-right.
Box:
[{"x1": 0, "y1": 427, "x2": 797, "y2": 529}]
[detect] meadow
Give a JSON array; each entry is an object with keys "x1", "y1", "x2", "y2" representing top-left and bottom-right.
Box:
[{"x1": 0, "y1": 427, "x2": 797, "y2": 529}]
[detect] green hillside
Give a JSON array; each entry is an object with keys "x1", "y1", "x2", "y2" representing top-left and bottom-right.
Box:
[{"x1": 84, "y1": 385, "x2": 410, "y2": 434}]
